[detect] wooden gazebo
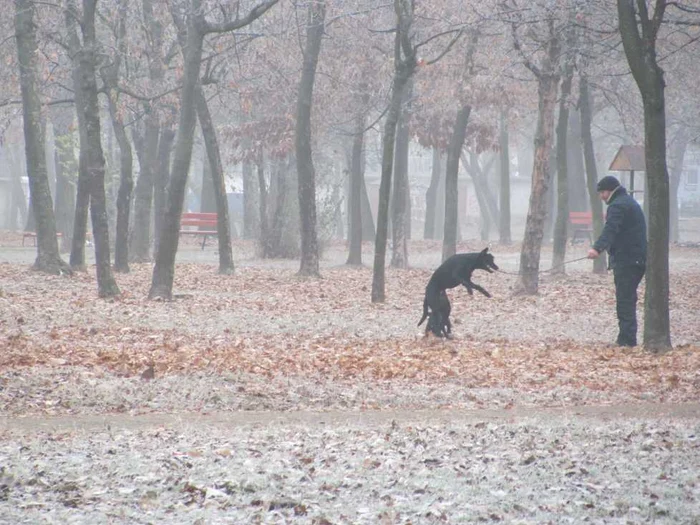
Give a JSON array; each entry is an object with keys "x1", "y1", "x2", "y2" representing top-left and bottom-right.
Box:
[{"x1": 608, "y1": 145, "x2": 645, "y2": 200}]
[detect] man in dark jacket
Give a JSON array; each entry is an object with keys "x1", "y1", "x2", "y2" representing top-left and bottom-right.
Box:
[{"x1": 587, "y1": 175, "x2": 647, "y2": 346}]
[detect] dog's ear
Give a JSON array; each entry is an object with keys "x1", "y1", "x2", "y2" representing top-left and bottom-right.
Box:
[{"x1": 480, "y1": 247, "x2": 489, "y2": 255}]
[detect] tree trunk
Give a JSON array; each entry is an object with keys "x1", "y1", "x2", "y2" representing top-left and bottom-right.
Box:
[
  {"x1": 25, "y1": 195, "x2": 36, "y2": 233},
  {"x1": 111, "y1": 102, "x2": 133, "y2": 273},
  {"x1": 51, "y1": 107, "x2": 76, "y2": 253},
  {"x1": 256, "y1": 155, "x2": 271, "y2": 255},
  {"x1": 498, "y1": 110, "x2": 512, "y2": 245},
  {"x1": 567, "y1": 109, "x2": 588, "y2": 213},
  {"x1": 242, "y1": 160, "x2": 259, "y2": 239},
  {"x1": 332, "y1": 179, "x2": 344, "y2": 239},
  {"x1": 668, "y1": 127, "x2": 688, "y2": 243},
  {"x1": 15, "y1": 0, "x2": 71, "y2": 275},
  {"x1": 464, "y1": 151, "x2": 499, "y2": 244},
  {"x1": 296, "y1": 1, "x2": 325, "y2": 277},
  {"x1": 360, "y1": 167, "x2": 375, "y2": 241},
  {"x1": 514, "y1": 69, "x2": 560, "y2": 295},
  {"x1": 371, "y1": 9, "x2": 417, "y2": 302},
  {"x1": 391, "y1": 79, "x2": 412, "y2": 268},
  {"x1": 69, "y1": 148, "x2": 90, "y2": 270},
  {"x1": 542, "y1": 143, "x2": 556, "y2": 244},
  {"x1": 195, "y1": 86, "x2": 235, "y2": 274},
  {"x1": 579, "y1": 75, "x2": 607, "y2": 274},
  {"x1": 130, "y1": 114, "x2": 159, "y2": 262},
  {"x1": 474, "y1": 176, "x2": 491, "y2": 242},
  {"x1": 153, "y1": 124, "x2": 175, "y2": 254},
  {"x1": 101, "y1": 0, "x2": 133, "y2": 272},
  {"x1": 347, "y1": 111, "x2": 365, "y2": 265},
  {"x1": 200, "y1": 151, "x2": 215, "y2": 213},
  {"x1": 103, "y1": 113, "x2": 118, "y2": 243},
  {"x1": 424, "y1": 148, "x2": 442, "y2": 240},
  {"x1": 344, "y1": 124, "x2": 374, "y2": 246},
  {"x1": 74, "y1": 0, "x2": 120, "y2": 297},
  {"x1": 149, "y1": 17, "x2": 205, "y2": 300},
  {"x1": 642, "y1": 94, "x2": 671, "y2": 350},
  {"x1": 268, "y1": 157, "x2": 299, "y2": 258},
  {"x1": 617, "y1": 0, "x2": 671, "y2": 351},
  {"x1": 442, "y1": 106, "x2": 471, "y2": 261},
  {"x1": 64, "y1": 2, "x2": 90, "y2": 272},
  {"x1": 551, "y1": 63, "x2": 574, "y2": 274},
  {"x1": 8, "y1": 145, "x2": 28, "y2": 231}
]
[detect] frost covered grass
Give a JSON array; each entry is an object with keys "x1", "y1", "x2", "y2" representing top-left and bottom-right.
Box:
[{"x1": 2, "y1": 412, "x2": 699, "y2": 524}]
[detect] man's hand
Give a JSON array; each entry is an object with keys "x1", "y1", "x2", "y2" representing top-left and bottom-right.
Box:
[{"x1": 587, "y1": 248, "x2": 600, "y2": 259}]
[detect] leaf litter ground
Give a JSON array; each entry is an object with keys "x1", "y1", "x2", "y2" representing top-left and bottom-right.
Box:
[{"x1": 1, "y1": 238, "x2": 699, "y2": 523}]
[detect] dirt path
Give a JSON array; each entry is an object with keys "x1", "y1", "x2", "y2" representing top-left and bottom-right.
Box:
[{"x1": 3, "y1": 401, "x2": 699, "y2": 435}]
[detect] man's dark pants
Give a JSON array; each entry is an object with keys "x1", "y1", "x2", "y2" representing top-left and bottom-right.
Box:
[{"x1": 613, "y1": 264, "x2": 645, "y2": 346}]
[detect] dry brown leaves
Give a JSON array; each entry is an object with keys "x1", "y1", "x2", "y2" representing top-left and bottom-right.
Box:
[{"x1": 1, "y1": 242, "x2": 699, "y2": 406}]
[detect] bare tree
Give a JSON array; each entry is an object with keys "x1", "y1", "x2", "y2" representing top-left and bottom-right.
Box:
[
  {"x1": 462, "y1": 151, "x2": 498, "y2": 243},
  {"x1": 551, "y1": 23, "x2": 576, "y2": 274},
  {"x1": 170, "y1": 5, "x2": 236, "y2": 275},
  {"x1": 14, "y1": 0, "x2": 71, "y2": 275},
  {"x1": 346, "y1": 90, "x2": 369, "y2": 265},
  {"x1": 149, "y1": 0, "x2": 279, "y2": 300},
  {"x1": 296, "y1": 0, "x2": 326, "y2": 277},
  {"x1": 578, "y1": 75, "x2": 607, "y2": 274},
  {"x1": 65, "y1": 2, "x2": 89, "y2": 271},
  {"x1": 100, "y1": 0, "x2": 133, "y2": 273},
  {"x1": 371, "y1": 0, "x2": 418, "y2": 303},
  {"x1": 66, "y1": 0, "x2": 119, "y2": 297},
  {"x1": 508, "y1": 10, "x2": 562, "y2": 295},
  {"x1": 498, "y1": 109, "x2": 512, "y2": 244},
  {"x1": 423, "y1": 148, "x2": 443, "y2": 240},
  {"x1": 617, "y1": 0, "x2": 672, "y2": 350},
  {"x1": 50, "y1": 107, "x2": 77, "y2": 253},
  {"x1": 130, "y1": 0, "x2": 169, "y2": 263},
  {"x1": 391, "y1": 78, "x2": 413, "y2": 268},
  {"x1": 195, "y1": 86, "x2": 235, "y2": 274},
  {"x1": 668, "y1": 126, "x2": 688, "y2": 243},
  {"x1": 441, "y1": 105, "x2": 471, "y2": 260}
]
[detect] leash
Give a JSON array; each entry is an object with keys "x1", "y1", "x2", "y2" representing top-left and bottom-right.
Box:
[{"x1": 495, "y1": 255, "x2": 591, "y2": 275}]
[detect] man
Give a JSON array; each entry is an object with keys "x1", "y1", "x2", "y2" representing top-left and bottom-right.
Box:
[{"x1": 587, "y1": 175, "x2": 647, "y2": 347}]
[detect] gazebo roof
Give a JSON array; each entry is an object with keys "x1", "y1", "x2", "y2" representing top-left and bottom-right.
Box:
[{"x1": 609, "y1": 145, "x2": 646, "y2": 172}]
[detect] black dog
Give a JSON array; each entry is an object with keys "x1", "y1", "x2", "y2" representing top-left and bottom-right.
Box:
[
  {"x1": 418, "y1": 248, "x2": 498, "y2": 337},
  {"x1": 418, "y1": 290, "x2": 452, "y2": 338}
]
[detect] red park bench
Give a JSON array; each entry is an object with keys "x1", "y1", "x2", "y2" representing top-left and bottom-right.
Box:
[
  {"x1": 22, "y1": 231, "x2": 62, "y2": 246},
  {"x1": 179, "y1": 212, "x2": 218, "y2": 250},
  {"x1": 569, "y1": 211, "x2": 605, "y2": 245}
]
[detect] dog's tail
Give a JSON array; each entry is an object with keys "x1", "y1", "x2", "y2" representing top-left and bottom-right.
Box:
[{"x1": 417, "y1": 296, "x2": 429, "y2": 326}]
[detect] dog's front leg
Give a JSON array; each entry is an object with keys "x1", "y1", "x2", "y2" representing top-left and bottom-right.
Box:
[
  {"x1": 461, "y1": 280, "x2": 474, "y2": 295},
  {"x1": 470, "y1": 283, "x2": 491, "y2": 298}
]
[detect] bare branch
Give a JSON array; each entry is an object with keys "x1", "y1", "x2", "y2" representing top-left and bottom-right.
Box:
[
  {"x1": 326, "y1": 3, "x2": 393, "y2": 28},
  {"x1": 511, "y1": 21, "x2": 541, "y2": 78},
  {"x1": 422, "y1": 29, "x2": 464, "y2": 66},
  {"x1": 205, "y1": 0, "x2": 280, "y2": 34},
  {"x1": 667, "y1": 1, "x2": 700, "y2": 14},
  {"x1": 651, "y1": 0, "x2": 669, "y2": 41}
]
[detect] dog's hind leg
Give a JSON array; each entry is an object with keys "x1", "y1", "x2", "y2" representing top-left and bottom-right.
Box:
[
  {"x1": 444, "y1": 316, "x2": 452, "y2": 338},
  {"x1": 417, "y1": 296, "x2": 430, "y2": 327},
  {"x1": 426, "y1": 310, "x2": 445, "y2": 337}
]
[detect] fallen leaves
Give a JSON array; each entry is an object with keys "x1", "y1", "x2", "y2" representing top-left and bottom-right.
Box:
[{"x1": 1, "y1": 243, "x2": 699, "y2": 415}]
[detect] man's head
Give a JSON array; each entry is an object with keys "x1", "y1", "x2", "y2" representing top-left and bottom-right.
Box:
[{"x1": 596, "y1": 175, "x2": 621, "y2": 203}]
